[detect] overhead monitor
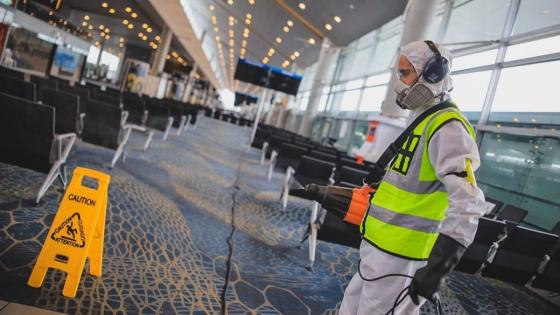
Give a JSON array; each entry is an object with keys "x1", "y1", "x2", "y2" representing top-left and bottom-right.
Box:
[
  {"x1": 234, "y1": 58, "x2": 302, "y2": 95},
  {"x1": 234, "y1": 92, "x2": 258, "y2": 106}
]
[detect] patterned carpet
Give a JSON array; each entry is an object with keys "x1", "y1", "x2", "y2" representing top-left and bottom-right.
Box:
[{"x1": 0, "y1": 117, "x2": 558, "y2": 314}]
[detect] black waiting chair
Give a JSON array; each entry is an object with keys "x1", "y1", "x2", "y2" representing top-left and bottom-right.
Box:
[
  {"x1": 166, "y1": 100, "x2": 188, "y2": 135},
  {"x1": 481, "y1": 225, "x2": 558, "y2": 285},
  {"x1": 293, "y1": 156, "x2": 335, "y2": 187},
  {"x1": 317, "y1": 213, "x2": 361, "y2": 249},
  {"x1": 32, "y1": 75, "x2": 58, "y2": 91},
  {"x1": 0, "y1": 66, "x2": 24, "y2": 80},
  {"x1": 122, "y1": 95, "x2": 147, "y2": 126},
  {"x1": 454, "y1": 217, "x2": 506, "y2": 274},
  {"x1": 496, "y1": 204, "x2": 528, "y2": 225},
  {"x1": 483, "y1": 197, "x2": 504, "y2": 218},
  {"x1": 550, "y1": 222, "x2": 560, "y2": 237},
  {"x1": 335, "y1": 166, "x2": 369, "y2": 188},
  {"x1": 0, "y1": 92, "x2": 76, "y2": 202},
  {"x1": 39, "y1": 88, "x2": 80, "y2": 134},
  {"x1": 146, "y1": 100, "x2": 174, "y2": 141},
  {"x1": 309, "y1": 150, "x2": 337, "y2": 164},
  {"x1": 531, "y1": 242, "x2": 560, "y2": 292},
  {"x1": 275, "y1": 143, "x2": 308, "y2": 171},
  {"x1": 0, "y1": 76, "x2": 36, "y2": 101},
  {"x1": 82, "y1": 99, "x2": 143, "y2": 168}
]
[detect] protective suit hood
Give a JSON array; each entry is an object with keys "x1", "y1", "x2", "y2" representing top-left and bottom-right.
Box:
[{"x1": 395, "y1": 41, "x2": 453, "y2": 112}]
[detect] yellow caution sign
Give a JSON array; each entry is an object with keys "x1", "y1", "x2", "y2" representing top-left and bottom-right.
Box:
[{"x1": 28, "y1": 167, "x2": 110, "y2": 298}]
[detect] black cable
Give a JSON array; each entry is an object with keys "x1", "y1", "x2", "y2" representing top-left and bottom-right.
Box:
[
  {"x1": 357, "y1": 259, "x2": 413, "y2": 282},
  {"x1": 220, "y1": 150, "x2": 244, "y2": 315},
  {"x1": 385, "y1": 285, "x2": 411, "y2": 315}
]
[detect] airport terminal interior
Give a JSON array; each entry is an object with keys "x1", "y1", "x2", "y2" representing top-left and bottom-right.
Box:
[{"x1": 0, "y1": 0, "x2": 559, "y2": 314}]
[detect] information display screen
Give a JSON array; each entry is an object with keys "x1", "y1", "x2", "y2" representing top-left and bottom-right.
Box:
[{"x1": 234, "y1": 58, "x2": 302, "y2": 95}]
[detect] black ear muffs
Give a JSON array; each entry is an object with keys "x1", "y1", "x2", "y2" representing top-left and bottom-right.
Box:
[{"x1": 422, "y1": 40, "x2": 449, "y2": 84}]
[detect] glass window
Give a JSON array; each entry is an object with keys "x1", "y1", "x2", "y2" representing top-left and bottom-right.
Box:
[
  {"x1": 345, "y1": 78, "x2": 364, "y2": 90},
  {"x1": 444, "y1": 0, "x2": 510, "y2": 43},
  {"x1": 452, "y1": 49, "x2": 498, "y2": 71},
  {"x1": 318, "y1": 93, "x2": 329, "y2": 112},
  {"x1": 328, "y1": 91, "x2": 344, "y2": 112},
  {"x1": 370, "y1": 34, "x2": 401, "y2": 73},
  {"x1": 299, "y1": 96, "x2": 309, "y2": 110},
  {"x1": 365, "y1": 72, "x2": 391, "y2": 86},
  {"x1": 505, "y1": 35, "x2": 560, "y2": 61},
  {"x1": 359, "y1": 85, "x2": 387, "y2": 112},
  {"x1": 340, "y1": 89, "x2": 361, "y2": 111},
  {"x1": 513, "y1": 0, "x2": 560, "y2": 35},
  {"x1": 451, "y1": 70, "x2": 492, "y2": 112},
  {"x1": 492, "y1": 60, "x2": 560, "y2": 112}
]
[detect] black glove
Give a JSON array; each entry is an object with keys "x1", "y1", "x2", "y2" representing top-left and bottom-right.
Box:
[{"x1": 409, "y1": 234, "x2": 466, "y2": 305}]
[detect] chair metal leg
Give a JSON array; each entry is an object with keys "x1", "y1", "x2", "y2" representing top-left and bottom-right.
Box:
[
  {"x1": 36, "y1": 133, "x2": 76, "y2": 203},
  {"x1": 281, "y1": 167, "x2": 294, "y2": 209},
  {"x1": 308, "y1": 201, "x2": 320, "y2": 270},
  {"x1": 260, "y1": 142, "x2": 268, "y2": 165},
  {"x1": 176, "y1": 115, "x2": 187, "y2": 136},
  {"x1": 267, "y1": 151, "x2": 277, "y2": 182},
  {"x1": 163, "y1": 117, "x2": 174, "y2": 141},
  {"x1": 144, "y1": 131, "x2": 154, "y2": 151},
  {"x1": 111, "y1": 127, "x2": 132, "y2": 168}
]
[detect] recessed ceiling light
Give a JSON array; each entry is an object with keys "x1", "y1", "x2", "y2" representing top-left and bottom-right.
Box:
[
  {"x1": 120, "y1": 37, "x2": 125, "y2": 42},
  {"x1": 227, "y1": 0, "x2": 234, "y2": 4},
  {"x1": 142, "y1": 23, "x2": 148, "y2": 29},
  {"x1": 209, "y1": 4, "x2": 215, "y2": 11},
  {"x1": 287, "y1": 20, "x2": 293, "y2": 27},
  {"x1": 119, "y1": 43, "x2": 124, "y2": 48},
  {"x1": 298, "y1": 2, "x2": 306, "y2": 10},
  {"x1": 84, "y1": 15, "x2": 90, "y2": 21},
  {"x1": 101, "y1": 2, "x2": 108, "y2": 8},
  {"x1": 128, "y1": 24, "x2": 134, "y2": 29},
  {"x1": 294, "y1": 51, "x2": 300, "y2": 57},
  {"x1": 275, "y1": 37, "x2": 282, "y2": 44},
  {"x1": 138, "y1": 32, "x2": 144, "y2": 37},
  {"x1": 105, "y1": 34, "x2": 110, "y2": 40},
  {"x1": 142, "y1": 35, "x2": 148, "y2": 41},
  {"x1": 125, "y1": 7, "x2": 132, "y2": 13},
  {"x1": 105, "y1": 28, "x2": 110, "y2": 33},
  {"x1": 99, "y1": 24, "x2": 105, "y2": 30},
  {"x1": 283, "y1": 26, "x2": 289, "y2": 32},
  {"x1": 334, "y1": 16, "x2": 341, "y2": 23},
  {"x1": 325, "y1": 23, "x2": 332, "y2": 30},
  {"x1": 131, "y1": 12, "x2": 138, "y2": 18},
  {"x1": 146, "y1": 27, "x2": 152, "y2": 33},
  {"x1": 155, "y1": 35, "x2": 161, "y2": 41},
  {"x1": 308, "y1": 38, "x2": 315, "y2": 45},
  {"x1": 88, "y1": 25, "x2": 93, "y2": 30},
  {"x1": 246, "y1": 13, "x2": 252, "y2": 19},
  {"x1": 109, "y1": 8, "x2": 115, "y2": 14},
  {"x1": 100, "y1": 32, "x2": 105, "y2": 37},
  {"x1": 123, "y1": 20, "x2": 129, "y2": 25},
  {"x1": 245, "y1": 19, "x2": 251, "y2": 25},
  {"x1": 290, "y1": 55, "x2": 296, "y2": 60},
  {"x1": 81, "y1": 21, "x2": 87, "y2": 26},
  {"x1": 249, "y1": 0, "x2": 255, "y2": 4}
]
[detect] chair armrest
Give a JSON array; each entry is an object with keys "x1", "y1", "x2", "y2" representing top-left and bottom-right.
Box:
[{"x1": 121, "y1": 111, "x2": 129, "y2": 126}]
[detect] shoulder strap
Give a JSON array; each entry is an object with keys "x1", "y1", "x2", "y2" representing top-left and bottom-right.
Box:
[{"x1": 366, "y1": 102, "x2": 456, "y2": 185}]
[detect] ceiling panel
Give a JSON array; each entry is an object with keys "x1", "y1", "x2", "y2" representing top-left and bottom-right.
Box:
[{"x1": 184, "y1": 0, "x2": 406, "y2": 90}]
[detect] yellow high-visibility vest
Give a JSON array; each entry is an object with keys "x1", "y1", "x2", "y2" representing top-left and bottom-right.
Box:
[{"x1": 361, "y1": 105, "x2": 475, "y2": 260}]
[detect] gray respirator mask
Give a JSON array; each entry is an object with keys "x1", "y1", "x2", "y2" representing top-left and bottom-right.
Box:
[{"x1": 394, "y1": 79, "x2": 438, "y2": 110}]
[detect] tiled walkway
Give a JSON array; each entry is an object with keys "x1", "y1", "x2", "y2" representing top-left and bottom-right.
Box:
[{"x1": 0, "y1": 117, "x2": 558, "y2": 314}]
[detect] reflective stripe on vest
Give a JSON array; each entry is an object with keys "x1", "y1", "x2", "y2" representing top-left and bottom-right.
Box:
[{"x1": 361, "y1": 105, "x2": 475, "y2": 260}]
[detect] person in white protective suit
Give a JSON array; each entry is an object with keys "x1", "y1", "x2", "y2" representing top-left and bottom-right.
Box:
[{"x1": 339, "y1": 41, "x2": 488, "y2": 315}]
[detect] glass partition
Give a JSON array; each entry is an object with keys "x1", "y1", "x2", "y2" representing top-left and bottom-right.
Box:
[
  {"x1": 513, "y1": 0, "x2": 560, "y2": 35},
  {"x1": 477, "y1": 131, "x2": 560, "y2": 231}
]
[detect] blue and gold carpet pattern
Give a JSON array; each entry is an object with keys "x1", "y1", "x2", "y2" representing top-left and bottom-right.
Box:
[{"x1": 0, "y1": 118, "x2": 558, "y2": 314}]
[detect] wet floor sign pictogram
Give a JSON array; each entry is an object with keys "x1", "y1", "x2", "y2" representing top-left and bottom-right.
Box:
[{"x1": 28, "y1": 167, "x2": 110, "y2": 298}]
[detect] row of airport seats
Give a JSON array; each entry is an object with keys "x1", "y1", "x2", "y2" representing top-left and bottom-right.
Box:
[
  {"x1": 203, "y1": 107, "x2": 254, "y2": 127},
  {"x1": 251, "y1": 124, "x2": 374, "y2": 268},
  {"x1": 0, "y1": 66, "x2": 200, "y2": 203},
  {"x1": 252, "y1": 124, "x2": 560, "y2": 295}
]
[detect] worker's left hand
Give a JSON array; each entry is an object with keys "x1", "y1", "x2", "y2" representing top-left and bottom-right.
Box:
[{"x1": 408, "y1": 234, "x2": 466, "y2": 305}]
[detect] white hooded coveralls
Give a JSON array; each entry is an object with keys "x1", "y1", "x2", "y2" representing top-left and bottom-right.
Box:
[{"x1": 339, "y1": 42, "x2": 488, "y2": 315}]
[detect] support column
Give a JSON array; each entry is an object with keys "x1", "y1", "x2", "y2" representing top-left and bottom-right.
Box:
[
  {"x1": 183, "y1": 64, "x2": 198, "y2": 103},
  {"x1": 150, "y1": 26, "x2": 172, "y2": 76},
  {"x1": 381, "y1": 0, "x2": 440, "y2": 118},
  {"x1": 363, "y1": 0, "x2": 440, "y2": 162},
  {"x1": 249, "y1": 88, "x2": 271, "y2": 145},
  {"x1": 298, "y1": 38, "x2": 338, "y2": 137},
  {"x1": 264, "y1": 92, "x2": 276, "y2": 125}
]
